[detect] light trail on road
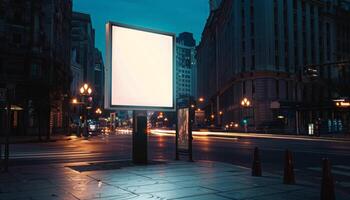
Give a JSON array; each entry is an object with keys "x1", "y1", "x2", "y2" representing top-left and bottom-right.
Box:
[{"x1": 150, "y1": 129, "x2": 350, "y2": 143}]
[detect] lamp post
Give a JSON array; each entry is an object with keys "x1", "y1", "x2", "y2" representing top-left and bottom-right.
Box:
[
  {"x1": 219, "y1": 111, "x2": 223, "y2": 128},
  {"x1": 241, "y1": 97, "x2": 251, "y2": 133},
  {"x1": 71, "y1": 98, "x2": 81, "y2": 136},
  {"x1": 79, "y1": 83, "x2": 92, "y2": 137}
]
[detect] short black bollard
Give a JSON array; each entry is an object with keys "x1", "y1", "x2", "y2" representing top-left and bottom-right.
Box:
[
  {"x1": 321, "y1": 158, "x2": 336, "y2": 200},
  {"x1": 283, "y1": 149, "x2": 295, "y2": 184},
  {"x1": 252, "y1": 147, "x2": 262, "y2": 176}
]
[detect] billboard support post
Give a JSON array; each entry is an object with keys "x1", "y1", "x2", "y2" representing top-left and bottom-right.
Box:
[{"x1": 132, "y1": 110, "x2": 148, "y2": 164}]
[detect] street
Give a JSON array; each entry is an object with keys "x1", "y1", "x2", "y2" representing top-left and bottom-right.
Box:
[{"x1": 4, "y1": 131, "x2": 350, "y2": 195}]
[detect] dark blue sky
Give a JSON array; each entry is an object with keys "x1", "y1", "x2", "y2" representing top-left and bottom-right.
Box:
[{"x1": 73, "y1": 0, "x2": 209, "y2": 57}]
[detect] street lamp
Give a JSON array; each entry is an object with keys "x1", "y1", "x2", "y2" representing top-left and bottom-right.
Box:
[
  {"x1": 241, "y1": 97, "x2": 251, "y2": 133},
  {"x1": 72, "y1": 98, "x2": 78, "y2": 104},
  {"x1": 80, "y1": 83, "x2": 92, "y2": 96},
  {"x1": 241, "y1": 98, "x2": 251, "y2": 107},
  {"x1": 95, "y1": 108, "x2": 102, "y2": 115},
  {"x1": 79, "y1": 83, "x2": 93, "y2": 137}
]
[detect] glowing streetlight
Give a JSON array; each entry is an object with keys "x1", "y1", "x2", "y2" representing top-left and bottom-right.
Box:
[
  {"x1": 80, "y1": 87, "x2": 84, "y2": 94},
  {"x1": 80, "y1": 83, "x2": 92, "y2": 96},
  {"x1": 241, "y1": 98, "x2": 251, "y2": 107},
  {"x1": 72, "y1": 98, "x2": 78, "y2": 104},
  {"x1": 84, "y1": 83, "x2": 88, "y2": 90},
  {"x1": 219, "y1": 111, "x2": 223, "y2": 115},
  {"x1": 95, "y1": 108, "x2": 102, "y2": 114},
  {"x1": 198, "y1": 97, "x2": 204, "y2": 102}
]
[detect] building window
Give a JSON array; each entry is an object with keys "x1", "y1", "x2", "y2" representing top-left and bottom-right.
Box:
[
  {"x1": 326, "y1": 23, "x2": 331, "y2": 60},
  {"x1": 242, "y1": 41, "x2": 246, "y2": 53},
  {"x1": 275, "y1": 24, "x2": 279, "y2": 37},
  {"x1": 276, "y1": 79, "x2": 279, "y2": 98},
  {"x1": 252, "y1": 80, "x2": 255, "y2": 94},
  {"x1": 293, "y1": 0, "x2": 297, "y2": 9},
  {"x1": 294, "y1": 46, "x2": 299, "y2": 66},
  {"x1": 243, "y1": 81, "x2": 246, "y2": 95},
  {"x1": 251, "y1": 55, "x2": 255, "y2": 70},
  {"x1": 286, "y1": 81, "x2": 289, "y2": 100},
  {"x1": 12, "y1": 33, "x2": 22, "y2": 44},
  {"x1": 242, "y1": 57, "x2": 246, "y2": 72},
  {"x1": 31, "y1": 63, "x2": 41, "y2": 78},
  {"x1": 242, "y1": 25, "x2": 245, "y2": 38}
]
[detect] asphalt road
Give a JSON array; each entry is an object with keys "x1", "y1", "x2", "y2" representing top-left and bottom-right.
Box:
[{"x1": 3, "y1": 131, "x2": 350, "y2": 194}]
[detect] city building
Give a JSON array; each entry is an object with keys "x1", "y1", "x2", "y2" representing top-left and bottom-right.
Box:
[
  {"x1": 0, "y1": 0, "x2": 72, "y2": 138},
  {"x1": 94, "y1": 48, "x2": 104, "y2": 108},
  {"x1": 176, "y1": 32, "x2": 197, "y2": 99},
  {"x1": 71, "y1": 47, "x2": 83, "y2": 98},
  {"x1": 71, "y1": 12, "x2": 95, "y2": 89},
  {"x1": 210, "y1": 0, "x2": 223, "y2": 11},
  {"x1": 197, "y1": 0, "x2": 350, "y2": 134},
  {"x1": 70, "y1": 12, "x2": 101, "y2": 123}
]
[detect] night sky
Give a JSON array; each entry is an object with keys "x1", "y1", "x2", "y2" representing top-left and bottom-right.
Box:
[{"x1": 73, "y1": 0, "x2": 209, "y2": 58}]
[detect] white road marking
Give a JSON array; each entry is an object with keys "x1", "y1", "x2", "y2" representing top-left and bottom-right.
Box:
[
  {"x1": 308, "y1": 167, "x2": 350, "y2": 177},
  {"x1": 334, "y1": 165, "x2": 350, "y2": 170},
  {"x1": 10, "y1": 151, "x2": 105, "y2": 159}
]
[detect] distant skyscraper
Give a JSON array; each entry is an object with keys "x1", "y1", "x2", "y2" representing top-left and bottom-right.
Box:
[
  {"x1": 71, "y1": 12, "x2": 101, "y2": 121},
  {"x1": 209, "y1": 0, "x2": 223, "y2": 11},
  {"x1": 197, "y1": 0, "x2": 350, "y2": 133},
  {"x1": 71, "y1": 12, "x2": 96, "y2": 86},
  {"x1": 176, "y1": 32, "x2": 197, "y2": 99},
  {"x1": 94, "y1": 48, "x2": 104, "y2": 108}
]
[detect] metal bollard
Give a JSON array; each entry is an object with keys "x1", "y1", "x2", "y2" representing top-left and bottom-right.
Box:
[
  {"x1": 283, "y1": 149, "x2": 295, "y2": 184},
  {"x1": 252, "y1": 147, "x2": 262, "y2": 177},
  {"x1": 320, "y1": 158, "x2": 335, "y2": 200}
]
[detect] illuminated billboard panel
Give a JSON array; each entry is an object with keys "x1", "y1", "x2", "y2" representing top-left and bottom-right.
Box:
[{"x1": 105, "y1": 22, "x2": 175, "y2": 110}]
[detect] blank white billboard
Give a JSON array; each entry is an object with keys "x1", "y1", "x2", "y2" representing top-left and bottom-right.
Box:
[{"x1": 105, "y1": 22, "x2": 175, "y2": 110}]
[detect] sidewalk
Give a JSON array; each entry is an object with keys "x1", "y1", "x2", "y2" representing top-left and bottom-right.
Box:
[{"x1": 0, "y1": 160, "x2": 349, "y2": 200}]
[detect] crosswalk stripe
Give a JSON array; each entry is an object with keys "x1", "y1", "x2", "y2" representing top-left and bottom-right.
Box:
[
  {"x1": 334, "y1": 165, "x2": 350, "y2": 170},
  {"x1": 11, "y1": 152, "x2": 104, "y2": 159},
  {"x1": 308, "y1": 167, "x2": 350, "y2": 177},
  {"x1": 12, "y1": 151, "x2": 85, "y2": 156}
]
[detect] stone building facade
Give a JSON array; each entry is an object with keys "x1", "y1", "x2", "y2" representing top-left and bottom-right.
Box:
[
  {"x1": 0, "y1": 0, "x2": 72, "y2": 138},
  {"x1": 197, "y1": 0, "x2": 350, "y2": 134}
]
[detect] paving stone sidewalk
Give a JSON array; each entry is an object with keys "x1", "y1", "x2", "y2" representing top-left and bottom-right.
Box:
[{"x1": 0, "y1": 160, "x2": 349, "y2": 200}]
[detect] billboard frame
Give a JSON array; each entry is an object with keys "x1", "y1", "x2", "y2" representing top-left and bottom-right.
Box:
[{"x1": 105, "y1": 21, "x2": 176, "y2": 111}]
